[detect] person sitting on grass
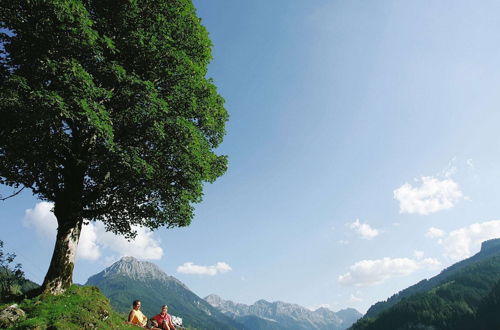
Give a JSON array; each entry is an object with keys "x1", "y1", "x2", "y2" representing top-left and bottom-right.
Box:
[
  {"x1": 152, "y1": 305, "x2": 176, "y2": 330},
  {"x1": 150, "y1": 319, "x2": 161, "y2": 330},
  {"x1": 128, "y1": 299, "x2": 148, "y2": 328}
]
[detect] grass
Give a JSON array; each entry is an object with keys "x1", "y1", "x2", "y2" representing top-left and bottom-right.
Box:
[{"x1": 2, "y1": 285, "x2": 138, "y2": 329}]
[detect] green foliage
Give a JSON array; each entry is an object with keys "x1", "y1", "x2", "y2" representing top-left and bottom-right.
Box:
[
  {"x1": 351, "y1": 255, "x2": 500, "y2": 330},
  {"x1": 1, "y1": 0, "x2": 228, "y2": 290},
  {"x1": 0, "y1": 240, "x2": 23, "y2": 299},
  {"x1": 0, "y1": 240, "x2": 38, "y2": 302},
  {"x1": 474, "y1": 278, "x2": 500, "y2": 330},
  {"x1": 0, "y1": 0, "x2": 228, "y2": 235},
  {"x1": 5, "y1": 285, "x2": 137, "y2": 329}
]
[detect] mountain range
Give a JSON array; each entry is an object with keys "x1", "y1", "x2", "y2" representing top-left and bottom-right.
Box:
[
  {"x1": 86, "y1": 238, "x2": 500, "y2": 330},
  {"x1": 85, "y1": 256, "x2": 361, "y2": 329},
  {"x1": 205, "y1": 294, "x2": 361, "y2": 330}
]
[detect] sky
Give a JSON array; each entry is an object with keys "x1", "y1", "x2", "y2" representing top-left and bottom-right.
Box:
[{"x1": 2, "y1": 0, "x2": 500, "y2": 314}]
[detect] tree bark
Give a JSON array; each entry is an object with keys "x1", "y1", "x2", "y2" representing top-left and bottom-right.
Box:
[{"x1": 41, "y1": 212, "x2": 83, "y2": 295}]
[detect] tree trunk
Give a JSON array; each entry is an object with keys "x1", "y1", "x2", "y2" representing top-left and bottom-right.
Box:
[{"x1": 41, "y1": 213, "x2": 83, "y2": 295}]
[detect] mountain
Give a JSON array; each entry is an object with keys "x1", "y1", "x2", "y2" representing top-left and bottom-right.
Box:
[
  {"x1": 364, "y1": 238, "x2": 500, "y2": 319},
  {"x1": 335, "y1": 308, "x2": 365, "y2": 328},
  {"x1": 351, "y1": 238, "x2": 500, "y2": 330},
  {"x1": 85, "y1": 256, "x2": 242, "y2": 330},
  {"x1": 205, "y1": 294, "x2": 362, "y2": 330}
]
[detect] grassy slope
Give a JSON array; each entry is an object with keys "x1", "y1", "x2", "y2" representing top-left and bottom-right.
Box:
[{"x1": 1, "y1": 285, "x2": 138, "y2": 329}]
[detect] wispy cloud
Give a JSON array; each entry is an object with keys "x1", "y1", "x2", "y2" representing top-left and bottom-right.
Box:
[
  {"x1": 441, "y1": 157, "x2": 458, "y2": 178},
  {"x1": 338, "y1": 256, "x2": 440, "y2": 287},
  {"x1": 348, "y1": 294, "x2": 363, "y2": 303},
  {"x1": 176, "y1": 262, "x2": 232, "y2": 276},
  {"x1": 393, "y1": 176, "x2": 463, "y2": 215},
  {"x1": 348, "y1": 219, "x2": 380, "y2": 239},
  {"x1": 23, "y1": 202, "x2": 163, "y2": 261},
  {"x1": 425, "y1": 227, "x2": 446, "y2": 239}
]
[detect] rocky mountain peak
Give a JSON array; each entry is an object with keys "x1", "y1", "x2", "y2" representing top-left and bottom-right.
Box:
[
  {"x1": 314, "y1": 307, "x2": 336, "y2": 315},
  {"x1": 480, "y1": 238, "x2": 500, "y2": 253},
  {"x1": 95, "y1": 256, "x2": 186, "y2": 289},
  {"x1": 205, "y1": 294, "x2": 224, "y2": 307}
]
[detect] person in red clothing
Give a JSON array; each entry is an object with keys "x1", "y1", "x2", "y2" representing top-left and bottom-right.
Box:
[{"x1": 152, "y1": 305, "x2": 176, "y2": 330}]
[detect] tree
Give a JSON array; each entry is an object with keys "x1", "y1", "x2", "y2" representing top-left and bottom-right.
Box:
[
  {"x1": 0, "y1": 0, "x2": 228, "y2": 294},
  {"x1": 0, "y1": 240, "x2": 25, "y2": 300}
]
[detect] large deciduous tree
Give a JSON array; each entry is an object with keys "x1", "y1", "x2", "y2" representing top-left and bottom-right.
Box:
[{"x1": 0, "y1": 0, "x2": 228, "y2": 294}]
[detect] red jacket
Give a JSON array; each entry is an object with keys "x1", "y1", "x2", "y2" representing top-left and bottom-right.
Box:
[{"x1": 152, "y1": 313, "x2": 175, "y2": 328}]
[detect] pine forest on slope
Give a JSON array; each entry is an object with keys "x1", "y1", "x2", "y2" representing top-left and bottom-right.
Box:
[{"x1": 351, "y1": 238, "x2": 500, "y2": 330}]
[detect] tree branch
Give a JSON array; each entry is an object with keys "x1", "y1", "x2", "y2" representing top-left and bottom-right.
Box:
[{"x1": 0, "y1": 187, "x2": 25, "y2": 201}]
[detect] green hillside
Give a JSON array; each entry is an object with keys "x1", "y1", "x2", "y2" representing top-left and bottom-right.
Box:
[
  {"x1": 351, "y1": 254, "x2": 500, "y2": 330},
  {"x1": 474, "y1": 278, "x2": 500, "y2": 329},
  {"x1": 364, "y1": 238, "x2": 500, "y2": 319},
  {"x1": 1, "y1": 285, "x2": 137, "y2": 329}
]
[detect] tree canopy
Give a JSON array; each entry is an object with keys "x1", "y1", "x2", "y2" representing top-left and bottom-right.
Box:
[{"x1": 0, "y1": 0, "x2": 228, "y2": 293}]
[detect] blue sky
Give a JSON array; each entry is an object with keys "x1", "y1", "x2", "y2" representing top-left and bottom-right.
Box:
[{"x1": 2, "y1": 0, "x2": 500, "y2": 313}]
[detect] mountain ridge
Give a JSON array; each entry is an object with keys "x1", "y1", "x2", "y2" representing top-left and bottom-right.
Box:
[
  {"x1": 364, "y1": 237, "x2": 500, "y2": 318},
  {"x1": 352, "y1": 238, "x2": 500, "y2": 329},
  {"x1": 205, "y1": 293, "x2": 362, "y2": 330}
]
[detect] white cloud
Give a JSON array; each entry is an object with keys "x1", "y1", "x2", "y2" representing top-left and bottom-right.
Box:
[
  {"x1": 338, "y1": 256, "x2": 441, "y2": 287},
  {"x1": 426, "y1": 227, "x2": 446, "y2": 239},
  {"x1": 348, "y1": 219, "x2": 379, "y2": 240},
  {"x1": 176, "y1": 262, "x2": 232, "y2": 276},
  {"x1": 438, "y1": 220, "x2": 500, "y2": 260},
  {"x1": 78, "y1": 223, "x2": 101, "y2": 260},
  {"x1": 93, "y1": 223, "x2": 163, "y2": 260},
  {"x1": 393, "y1": 176, "x2": 463, "y2": 215},
  {"x1": 23, "y1": 202, "x2": 163, "y2": 261},
  {"x1": 23, "y1": 201, "x2": 57, "y2": 239}
]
